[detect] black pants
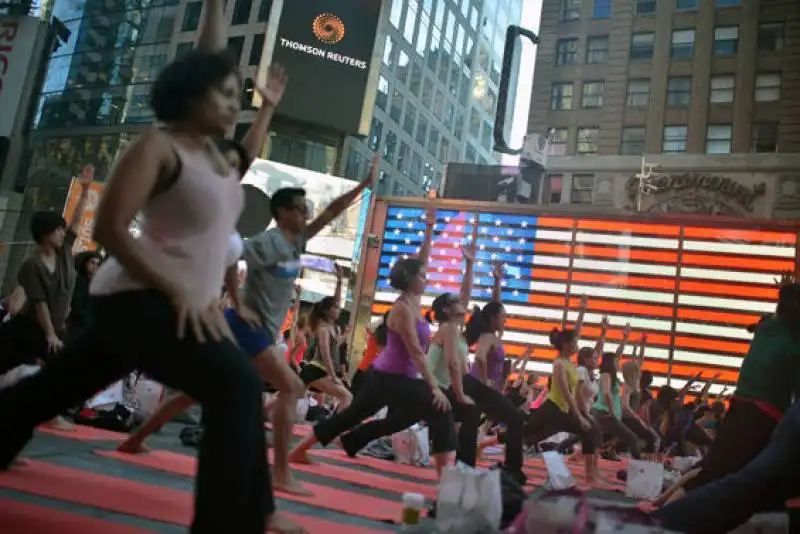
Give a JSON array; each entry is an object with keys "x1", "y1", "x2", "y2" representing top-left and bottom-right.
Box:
[
  {"x1": 314, "y1": 369, "x2": 457, "y2": 455},
  {"x1": 0, "y1": 291, "x2": 271, "y2": 534},
  {"x1": 682, "y1": 399, "x2": 777, "y2": 493},
  {"x1": 592, "y1": 409, "x2": 657, "y2": 459},
  {"x1": 652, "y1": 402, "x2": 800, "y2": 534},
  {"x1": 0, "y1": 315, "x2": 66, "y2": 374},
  {"x1": 525, "y1": 399, "x2": 601, "y2": 454},
  {"x1": 350, "y1": 368, "x2": 369, "y2": 397}
]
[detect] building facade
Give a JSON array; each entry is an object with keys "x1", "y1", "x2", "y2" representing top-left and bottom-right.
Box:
[
  {"x1": 342, "y1": 0, "x2": 524, "y2": 197},
  {"x1": 527, "y1": 0, "x2": 800, "y2": 208}
]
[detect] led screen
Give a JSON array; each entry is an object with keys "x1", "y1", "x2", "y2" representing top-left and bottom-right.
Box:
[{"x1": 370, "y1": 206, "x2": 798, "y2": 393}]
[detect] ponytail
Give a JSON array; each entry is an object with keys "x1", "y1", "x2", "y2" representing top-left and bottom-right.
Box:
[
  {"x1": 465, "y1": 305, "x2": 487, "y2": 345},
  {"x1": 374, "y1": 311, "x2": 390, "y2": 347},
  {"x1": 549, "y1": 327, "x2": 576, "y2": 352}
]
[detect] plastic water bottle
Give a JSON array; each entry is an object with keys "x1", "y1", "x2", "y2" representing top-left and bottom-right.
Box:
[{"x1": 400, "y1": 492, "x2": 425, "y2": 531}]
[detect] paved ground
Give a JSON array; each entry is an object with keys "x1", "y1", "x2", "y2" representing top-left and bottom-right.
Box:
[{"x1": 0, "y1": 423, "x2": 635, "y2": 533}]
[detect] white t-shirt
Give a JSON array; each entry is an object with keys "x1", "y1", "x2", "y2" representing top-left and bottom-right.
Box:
[{"x1": 577, "y1": 366, "x2": 599, "y2": 412}]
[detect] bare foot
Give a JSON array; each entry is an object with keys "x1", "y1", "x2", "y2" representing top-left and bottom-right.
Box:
[
  {"x1": 288, "y1": 447, "x2": 313, "y2": 465},
  {"x1": 267, "y1": 512, "x2": 307, "y2": 533},
  {"x1": 116, "y1": 440, "x2": 149, "y2": 454},
  {"x1": 273, "y1": 475, "x2": 314, "y2": 497},
  {"x1": 49, "y1": 416, "x2": 75, "y2": 431}
]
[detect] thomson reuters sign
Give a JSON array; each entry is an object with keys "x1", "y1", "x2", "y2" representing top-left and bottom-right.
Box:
[
  {"x1": 279, "y1": 11, "x2": 367, "y2": 70},
  {"x1": 260, "y1": 0, "x2": 382, "y2": 135}
]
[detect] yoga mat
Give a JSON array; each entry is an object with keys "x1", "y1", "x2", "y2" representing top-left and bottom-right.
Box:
[
  {"x1": 265, "y1": 421, "x2": 312, "y2": 437},
  {"x1": 37, "y1": 424, "x2": 126, "y2": 441},
  {"x1": 0, "y1": 460, "x2": 390, "y2": 534},
  {"x1": 0, "y1": 498, "x2": 151, "y2": 534},
  {"x1": 99, "y1": 449, "x2": 437, "y2": 500},
  {"x1": 96, "y1": 450, "x2": 412, "y2": 522}
]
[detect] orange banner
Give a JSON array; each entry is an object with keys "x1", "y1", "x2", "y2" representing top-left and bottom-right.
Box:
[{"x1": 63, "y1": 170, "x2": 105, "y2": 254}]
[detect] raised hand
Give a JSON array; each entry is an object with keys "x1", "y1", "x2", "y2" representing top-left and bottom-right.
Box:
[
  {"x1": 579, "y1": 294, "x2": 589, "y2": 309},
  {"x1": 600, "y1": 315, "x2": 609, "y2": 330},
  {"x1": 622, "y1": 322, "x2": 632, "y2": 337},
  {"x1": 255, "y1": 64, "x2": 288, "y2": 108},
  {"x1": 363, "y1": 152, "x2": 381, "y2": 189},
  {"x1": 492, "y1": 260, "x2": 503, "y2": 278}
]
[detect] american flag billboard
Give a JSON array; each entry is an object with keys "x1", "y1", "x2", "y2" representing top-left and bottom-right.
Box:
[{"x1": 368, "y1": 205, "x2": 798, "y2": 394}]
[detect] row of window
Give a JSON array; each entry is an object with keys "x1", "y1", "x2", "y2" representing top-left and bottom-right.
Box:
[
  {"x1": 554, "y1": 23, "x2": 783, "y2": 67},
  {"x1": 548, "y1": 121, "x2": 778, "y2": 157},
  {"x1": 562, "y1": 0, "x2": 742, "y2": 23},
  {"x1": 550, "y1": 73, "x2": 782, "y2": 111},
  {"x1": 181, "y1": 0, "x2": 269, "y2": 32}
]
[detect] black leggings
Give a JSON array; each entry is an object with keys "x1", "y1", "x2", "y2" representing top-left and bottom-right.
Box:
[
  {"x1": 350, "y1": 368, "x2": 369, "y2": 397},
  {"x1": 592, "y1": 409, "x2": 658, "y2": 459},
  {"x1": 525, "y1": 400, "x2": 601, "y2": 454},
  {"x1": 0, "y1": 291, "x2": 271, "y2": 534},
  {"x1": 313, "y1": 369, "x2": 458, "y2": 455},
  {"x1": 336, "y1": 375, "x2": 525, "y2": 473}
]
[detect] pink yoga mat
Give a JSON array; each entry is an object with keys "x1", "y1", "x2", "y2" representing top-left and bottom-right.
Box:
[{"x1": 0, "y1": 498, "x2": 151, "y2": 534}]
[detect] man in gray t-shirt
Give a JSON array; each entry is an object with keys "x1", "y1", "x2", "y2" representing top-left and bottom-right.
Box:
[{"x1": 223, "y1": 160, "x2": 376, "y2": 495}]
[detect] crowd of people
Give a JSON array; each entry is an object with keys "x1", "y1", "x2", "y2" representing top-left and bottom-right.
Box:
[{"x1": 0, "y1": 2, "x2": 798, "y2": 533}]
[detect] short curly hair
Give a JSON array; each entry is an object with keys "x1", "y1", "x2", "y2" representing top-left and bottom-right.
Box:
[{"x1": 150, "y1": 49, "x2": 241, "y2": 123}]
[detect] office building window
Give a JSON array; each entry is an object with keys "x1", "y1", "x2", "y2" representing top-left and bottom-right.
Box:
[
  {"x1": 716, "y1": 0, "x2": 740, "y2": 5},
  {"x1": 376, "y1": 76, "x2": 389, "y2": 110},
  {"x1": 383, "y1": 131, "x2": 397, "y2": 162},
  {"x1": 577, "y1": 128, "x2": 599, "y2": 154},
  {"x1": 593, "y1": 0, "x2": 611, "y2": 19},
  {"x1": 368, "y1": 119, "x2": 383, "y2": 150},
  {"x1": 710, "y1": 75, "x2": 735, "y2": 103},
  {"x1": 555, "y1": 38, "x2": 579, "y2": 66},
  {"x1": 714, "y1": 26, "x2": 739, "y2": 56},
  {"x1": 667, "y1": 77, "x2": 692, "y2": 107},
  {"x1": 543, "y1": 174, "x2": 563, "y2": 204},
  {"x1": 257, "y1": 0, "x2": 271, "y2": 22},
  {"x1": 383, "y1": 36, "x2": 395, "y2": 66},
  {"x1": 630, "y1": 33, "x2": 655, "y2": 60},
  {"x1": 636, "y1": 0, "x2": 656, "y2": 14},
  {"x1": 427, "y1": 129, "x2": 439, "y2": 157},
  {"x1": 676, "y1": 0, "x2": 697, "y2": 9},
  {"x1": 751, "y1": 122, "x2": 778, "y2": 153},
  {"x1": 586, "y1": 36, "x2": 609, "y2": 63},
  {"x1": 376, "y1": 171, "x2": 389, "y2": 196},
  {"x1": 397, "y1": 142, "x2": 410, "y2": 174},
  {"x1": 416, "y1": 116, "x2": 428, "y2": 147},
  {"x1": 758, "y1": 23, "x2": 784, "y2": 53},
  {"x1": 175, "y1": 42, "x2": 194, "y2": 59},
  {"x1": 663, "y1": 125, "x2": 688, "y2": 153},
  {"x1": 582, "y1": 81, "x2": 604, "y2": 108},
  {"x1": 389, "y1": 89, "x2": 404, "y2": 122},
  {"x1": 706, "y1": 124, "x2": 732, "y2": 154},
  {"x1": 571, "y1": 174, "x2": 594, "y2": 204},
  {"x1": 626, "y1": 79, "x2": 650, "y2": 106},
  {"x1": 439, "y1": 137, "x2": 450, "y2": 162},
  {"x1": 232, "y1": 0, "x2": 252, "y2": 25},
  {"x1": 227, "y1": 36, "x2": 245, "y2": 64},
  {"x1": 249, "y1": 34, "x2": 264, "y2": 66},
  {"x1": 755, "y1": 73, "x2": 781, "y2": 102},
  {"x1": 182, "y1": 1, "x2": 202, "y2": 31},
  {"x1": 621, "y1": 127, "x2": 646, "y2": 155},
  {"x1": 671, "y1": 29, "x2": 695, "y2": 59},
  {"x1": 548, "y1": 128, "x2": 569, "y2": 155},
  {"x1": 403, "y1": 109, "x2": 416, "y2": 136},
  {"x1": 550, "y1": 83, "x2": 573, "y2": 110},
  {"x1": 561, "y1": 0, "x2": 581, "y2": 21}
]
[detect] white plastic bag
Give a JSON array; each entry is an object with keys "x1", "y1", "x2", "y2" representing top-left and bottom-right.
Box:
[
  {"x1": 670, "y1": 455, "x2": 701, "y2": 474},
  {"x1": 133, "y1": 378, "x2": 165, "y2": 415},
  {"x1": 295, "y1": 396, "x2": 310, "y2": 423},
  {"x1": 542, "y1": 450, "x2": 576, "y2": 490},
  {"x1": 625, "y1": 459, "x2": 665, "y2": 501},
  {"x1": 392, "y1": 424, "x2": 429, "y2": 466},
  {"x1": 436, "y1": 463, "x2": 502, "y2": 534}
]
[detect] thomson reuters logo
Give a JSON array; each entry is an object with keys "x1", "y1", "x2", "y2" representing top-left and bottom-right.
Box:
[{"x1": 312, "y1": 13, "x2": 345, "y2": 45}]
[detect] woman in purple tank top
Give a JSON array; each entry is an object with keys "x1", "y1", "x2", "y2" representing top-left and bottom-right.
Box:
[
  {"x1": 289, "y1": 257, "x2": 458, "y2": 479},
  {"x1": 459, "y1": 261, "x2": 527, "y2": 483}
]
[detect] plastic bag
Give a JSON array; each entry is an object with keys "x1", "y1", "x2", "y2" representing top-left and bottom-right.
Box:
[
  {"x1": 625, "y1": 459, "x2": 665, "y2": 501},
  {"x1": 542, "y1": 450, "x2": 576, "y2": 490},
  {"x1": 392, "y1": 424, "x2": 429, "y2": 466},
  {"x1": 437, "y1": 462, "x2": 502, "y2": 534}
]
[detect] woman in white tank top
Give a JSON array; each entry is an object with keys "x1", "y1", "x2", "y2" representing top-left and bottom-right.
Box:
[{"x1": 0, "y1": 1, "x2": 303, "y2": 533}]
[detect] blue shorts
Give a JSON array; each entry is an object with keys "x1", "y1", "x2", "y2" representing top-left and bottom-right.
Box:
[{"x1": 224, "y1": 308, "x2": 274, "y2": 358}]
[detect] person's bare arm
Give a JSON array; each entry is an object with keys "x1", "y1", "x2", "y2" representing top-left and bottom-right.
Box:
[
  {"x1": 5, "y1": 286, "x2": 26, "y2": 317},
  {"x1": 442, "y1": 323, "x2": 468, "y2": 401},
  {"x1": 600, "y1": 373, "x2": 614, "y2": 413},
  {"x1": 223, "y1": 265, "x2": 242, "y2": 308},
  {"x1": 195, "y1": 0, "x2": 225, "y2": 51},
  {"x1": 615, "y1": 323, "x2": 631, "y2": 356},
  {"x1": 332, "y1": 264, "x2": 344, "y2": 306},
  {"x1": 92, "y1": 131, "x2": 183, "y2": 299},
  {"x1": 17, "y1": 261, "x2": 57, "y2": 341},
  {"x1": 555, "y1": 359, "x2": 584, "y2": 419},
  {"x1": 390, "y1": 303, "x2": 439, "y2": 391},
  {"x1": 458, "y1": 222, "x2": 478, "y2": 307},
  {"x1": 491, "y1": 260, "x2": 503, "y2": 303},
  {"x1": 306, "y1": 154, "x2": 378, "y2": 239},
  {"x1": 240, "y1": 65, "x2": 288, "y2": 165},
  {"x1": 594, "y1": 315, "x2": 608, "y2": 356},
  {"x1": 573, "y1": 294, "x2": 589, "y2": 339},
  {"x1": 416, "y1": 204, "x2": 435, "y2": 265},
  {"x1": 621, "y1": 384, "x2": 637, "y2": 418}
]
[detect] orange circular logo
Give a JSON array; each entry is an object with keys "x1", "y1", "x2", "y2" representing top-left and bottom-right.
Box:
[{"x1": 312, "y1": 13, "x2": 345, "y2": 45}]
